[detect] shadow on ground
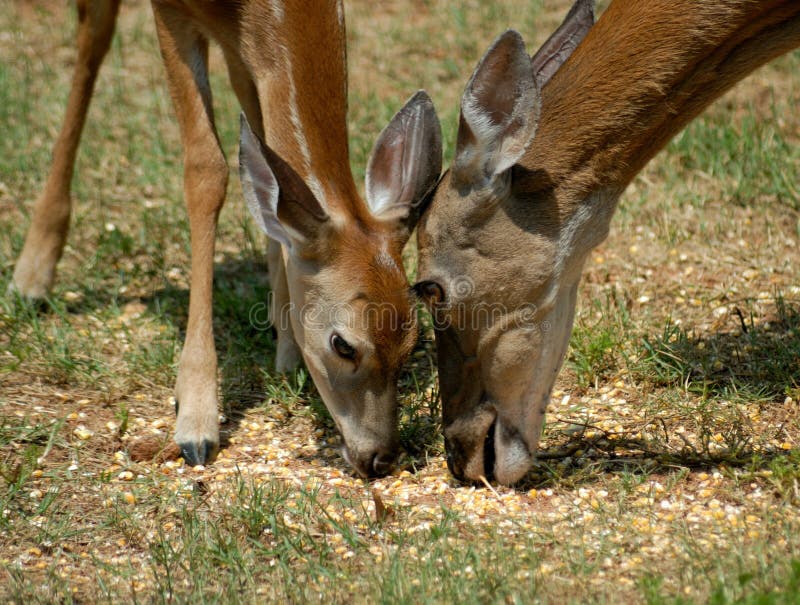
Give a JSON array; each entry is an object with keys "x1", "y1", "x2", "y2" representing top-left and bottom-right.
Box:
[
  {"x1": 513, "y1": 297, "x2": 800, "y2": 491},
  {"x1": 3, "y1": 252, "x2": 445, "y2": 470}
]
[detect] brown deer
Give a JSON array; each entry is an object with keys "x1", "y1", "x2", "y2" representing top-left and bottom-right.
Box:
[
  {"x1": 9, "y1": 0, "x2": 442, "y2": 477},
  {"x1": 414, "y1": 0, "x2": 800, "y2": 485}
]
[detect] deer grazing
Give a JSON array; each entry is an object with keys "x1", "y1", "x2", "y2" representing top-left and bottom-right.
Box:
[
  {"x1": 9, "y1": 0, "x2": 442, "y2": 477},
  {"x1": 414, "y1": 0, "x2": 800, "y2": 485}
]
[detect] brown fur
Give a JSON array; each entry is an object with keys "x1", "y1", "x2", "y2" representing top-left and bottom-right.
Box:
[
  {"x1": 326, "y1": 223, "x2": 417, "y2": 371},
  {"x1": 10, "y1": 0, "x2": 430, "y2": 477},
  {"x1": 418, "y1": 0, "x2": 800, "y2": 486},
  {"x1": 527, "y1": 0, "x2": 800, "y2": 204}
]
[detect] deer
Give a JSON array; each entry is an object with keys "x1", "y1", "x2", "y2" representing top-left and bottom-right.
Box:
[
  {"x1": 413, "y1": 0, "x2": 800, "y2": 485},
  {"x1": 8, "y1": 0, "x2": 443, "y2": 478}
]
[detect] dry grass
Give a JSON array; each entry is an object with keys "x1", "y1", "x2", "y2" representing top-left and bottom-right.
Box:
[{"x1": 2, "y1": 0, "x2": 800, "y2": 602}]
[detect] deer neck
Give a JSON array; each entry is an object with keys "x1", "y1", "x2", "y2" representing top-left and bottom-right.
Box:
[
  {"x1": 521, "y1": 0, "x2": 800, "y2": 223},
  {"x1": 253, "y1": 0, "x2": 360, "y2": 214}
]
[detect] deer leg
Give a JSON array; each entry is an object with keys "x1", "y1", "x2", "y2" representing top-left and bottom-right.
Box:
[
  {"x1": 11, "y1": 0, "x2": 121, "y2": 298},
  {"x1": 267, "y1": 239, "x2": 302, "y2": 371},
  {"x1": 152, "y1": 3, "x2": 228, "y2": 466},
  {"x1": 223, "y1": 52, "x2": 301, "y2": 373}
]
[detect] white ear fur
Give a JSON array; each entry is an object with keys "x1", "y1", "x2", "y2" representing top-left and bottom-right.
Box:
[
  {"x1": 239, "y1": 113, "x2": 293, "y2": 249},
  {"x1": 453, "y1": 30, "x2": 540, "y2": 189},
  {"x1": 365, "y1": 90, "x2": 442, "y2": 226}
]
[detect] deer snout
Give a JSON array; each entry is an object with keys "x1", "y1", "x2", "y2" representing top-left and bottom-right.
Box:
[
  {"x1": 442, "y1": 404, "x2": 497, "y2": 483},
  {"x1": 343, "y1": 442, "x2": 398, "y2": 479}
]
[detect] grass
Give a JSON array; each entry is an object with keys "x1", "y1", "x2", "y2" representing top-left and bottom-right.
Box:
[{"x1": 2, "y1": 0, "x2": 800, "y2": 602}]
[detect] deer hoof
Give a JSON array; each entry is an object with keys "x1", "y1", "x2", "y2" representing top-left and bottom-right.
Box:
[{"x1": 177, "y1": 438, "x2": 219, "y2": 467}]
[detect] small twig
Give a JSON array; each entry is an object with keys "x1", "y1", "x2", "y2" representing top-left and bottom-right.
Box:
[
  {"x1": 536, "y1": 443, "x2": 585, "y2": 460},
  {"x1": 734, "y1": 307, "x2": 749, "y2": 334},
  {"x1": 674, "y1": 431, "x2": 697, "y2": 452},
  {"x1": 371, "y1": 488, "x2": 394, "y2": 523},
  {"x1": 479, "y1": 475, "x2": 502, "y2": 501}
]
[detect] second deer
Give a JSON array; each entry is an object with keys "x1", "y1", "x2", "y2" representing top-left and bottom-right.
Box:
[{"x1": 414, "y1": 0, "x2": 800, "y2": 485}]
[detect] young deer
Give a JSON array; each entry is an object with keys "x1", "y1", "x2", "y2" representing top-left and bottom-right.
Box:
[
  {"x1": 415, "y1": 0, "x2": 800, "y2": 485},
  {"x1": 10, "y1": 0, "x2": 442, "y2": 477}
]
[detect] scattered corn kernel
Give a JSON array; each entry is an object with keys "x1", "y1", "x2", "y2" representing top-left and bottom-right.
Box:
[{"x1": 73, "y1": 426, "x2": 93, "y2": 440}]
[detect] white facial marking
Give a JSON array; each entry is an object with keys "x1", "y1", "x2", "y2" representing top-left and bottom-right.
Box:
[
  {"x1": 375, "y1": 250, "x2": 400, "y2": 273},
  {"x1": 269, "y1": 0, "x2": 284, "y2": 23}
]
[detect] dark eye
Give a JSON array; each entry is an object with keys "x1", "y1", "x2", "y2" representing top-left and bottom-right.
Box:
[
  {"x1": 413, "y1": 280, "x2": 445, "y2": 306},
  {"x1": 330, "y1": 333, "x2": 357, "y2": 360}
]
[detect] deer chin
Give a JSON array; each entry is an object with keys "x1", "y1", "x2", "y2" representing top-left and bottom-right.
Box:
[{"x1": 443, "y1": 397, "x2": 535, "y2": 485}]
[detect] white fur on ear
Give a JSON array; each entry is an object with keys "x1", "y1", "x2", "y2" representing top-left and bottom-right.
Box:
[
  {"x1": 454, "y1": 30, "x2": 541, "y2": 189},
  {"x1": 365, "y1": 90, "x2": 442, "y2": 229},
  {"x1": 239, "y1": 113, "x2": 292, "y2": 249}
]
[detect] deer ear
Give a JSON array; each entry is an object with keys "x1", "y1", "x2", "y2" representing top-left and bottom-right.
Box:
[
  {"x1": 531, "y1": 0, "x2": 594, "y2": 87},
  {"x1": 239, "y1": 113, "x2": 328, "y2": 252},
  {"x1": 365, "y1": 90, "x2": 442, "y2": 242},
  {"x1": 452, "y1": 30, "x2": 540, "y2": 191}
]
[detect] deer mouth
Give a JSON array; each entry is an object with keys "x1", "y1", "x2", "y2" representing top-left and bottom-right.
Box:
[
  {"x1": 444, "y1": 400, "x2": 534, "y2": 486},
  {"x1": 436, "y1": 325, "x2": 535, "y2": 485},
  {"x1": 443, "y1": 399, "x2": 496, "y2": 482}
]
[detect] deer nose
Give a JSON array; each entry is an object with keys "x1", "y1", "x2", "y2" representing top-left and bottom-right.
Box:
[
  {"x1": 346, "y1": 445, "x2": 397, "y2": 478},
  {"x1": 371, "y1": 450, "x2": 396, "y2": 477}
]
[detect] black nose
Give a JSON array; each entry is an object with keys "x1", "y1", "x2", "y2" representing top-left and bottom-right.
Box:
[
  {"x1": 445, "y1": 449, "x2": 459, "y2": 478},
  {"x1": 444, "y1": 437, "x2": 467, "y2": 480},
  {"x1": 371, "y1": 451, "x2": 395, "y2": 477}
]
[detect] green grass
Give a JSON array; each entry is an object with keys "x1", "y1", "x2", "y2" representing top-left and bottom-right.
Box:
[
  {"x1": 668, "y1": 110, "x2": 800, "y2": 208},
  {"x1": 2, "y1": 0, "x2": 800, "y2": 603},
  {"x1": 568, "y1": 287, "x2": 634, "y2": 388}
]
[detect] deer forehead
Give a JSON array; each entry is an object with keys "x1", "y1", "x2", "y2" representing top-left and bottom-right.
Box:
[{"x1": 316, "y1": 235, "x2": 411, "y2": 306}]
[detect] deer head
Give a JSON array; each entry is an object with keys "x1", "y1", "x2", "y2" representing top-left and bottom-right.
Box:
[
  {"x1": 415, "y1": 0, "x2": 595, "y2": 485},
  {"x1": 417, "y1": 0, "x2": 800, "y2": 485},
  {"x1": 240, "y1": 91, "x2": 442, "y2": 478}
]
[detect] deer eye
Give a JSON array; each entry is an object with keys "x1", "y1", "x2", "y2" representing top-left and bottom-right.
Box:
[
  {"x1": 412, "y1": 280, "x2": 445, "y2": 306},
  {"x1": 330, "y1": 333, "x2": 357, "y2": 360}
]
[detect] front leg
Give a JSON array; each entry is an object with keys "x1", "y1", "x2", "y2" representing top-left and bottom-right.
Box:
[
  {"x1": 152, "y1": 3, "x2": 227, "y2": 465},
  {"x1": 267, "y1": 239, "x2": 302, "y2": 372}
]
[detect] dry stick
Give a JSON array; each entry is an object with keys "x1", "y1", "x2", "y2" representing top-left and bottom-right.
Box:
[{"x1": 479, "y1": 475, "x2": 503, "y2": 501}]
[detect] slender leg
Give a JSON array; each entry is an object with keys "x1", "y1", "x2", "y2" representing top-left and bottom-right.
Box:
[
  {"x1": 152, "y1": 2, "x2": 228, "y2": 465},
  {"x1": 223, "y1": 52, "x2": 301, "y2": 372},
  {"x1": 11, "y1": 0, "x2": 121, "y2": 298},
  {"x1": 267, "y1": 239, "x2": 302, "y2": 371}
]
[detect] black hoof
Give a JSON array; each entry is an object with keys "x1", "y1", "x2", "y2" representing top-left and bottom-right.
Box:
[
  {"x1": 9, "y1": 291, "x2": 50, "y2": 314},
  {"x1": 178, "y1": 439, "x2": 218, "y2": 466}
]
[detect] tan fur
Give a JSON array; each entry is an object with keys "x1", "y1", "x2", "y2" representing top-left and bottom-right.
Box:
[
  {"x1": 10, "y1": 0, "x2": 427, "y2": 476},
  {"x1": 418, "y1": 0, "x2": 800, "y2": 485},
  {"x1": 528, "y1": 0, "x2": 800, "y2": 202},
  {"x1": 11, "y1": 0, "x2": 121, "y2": 298}
]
